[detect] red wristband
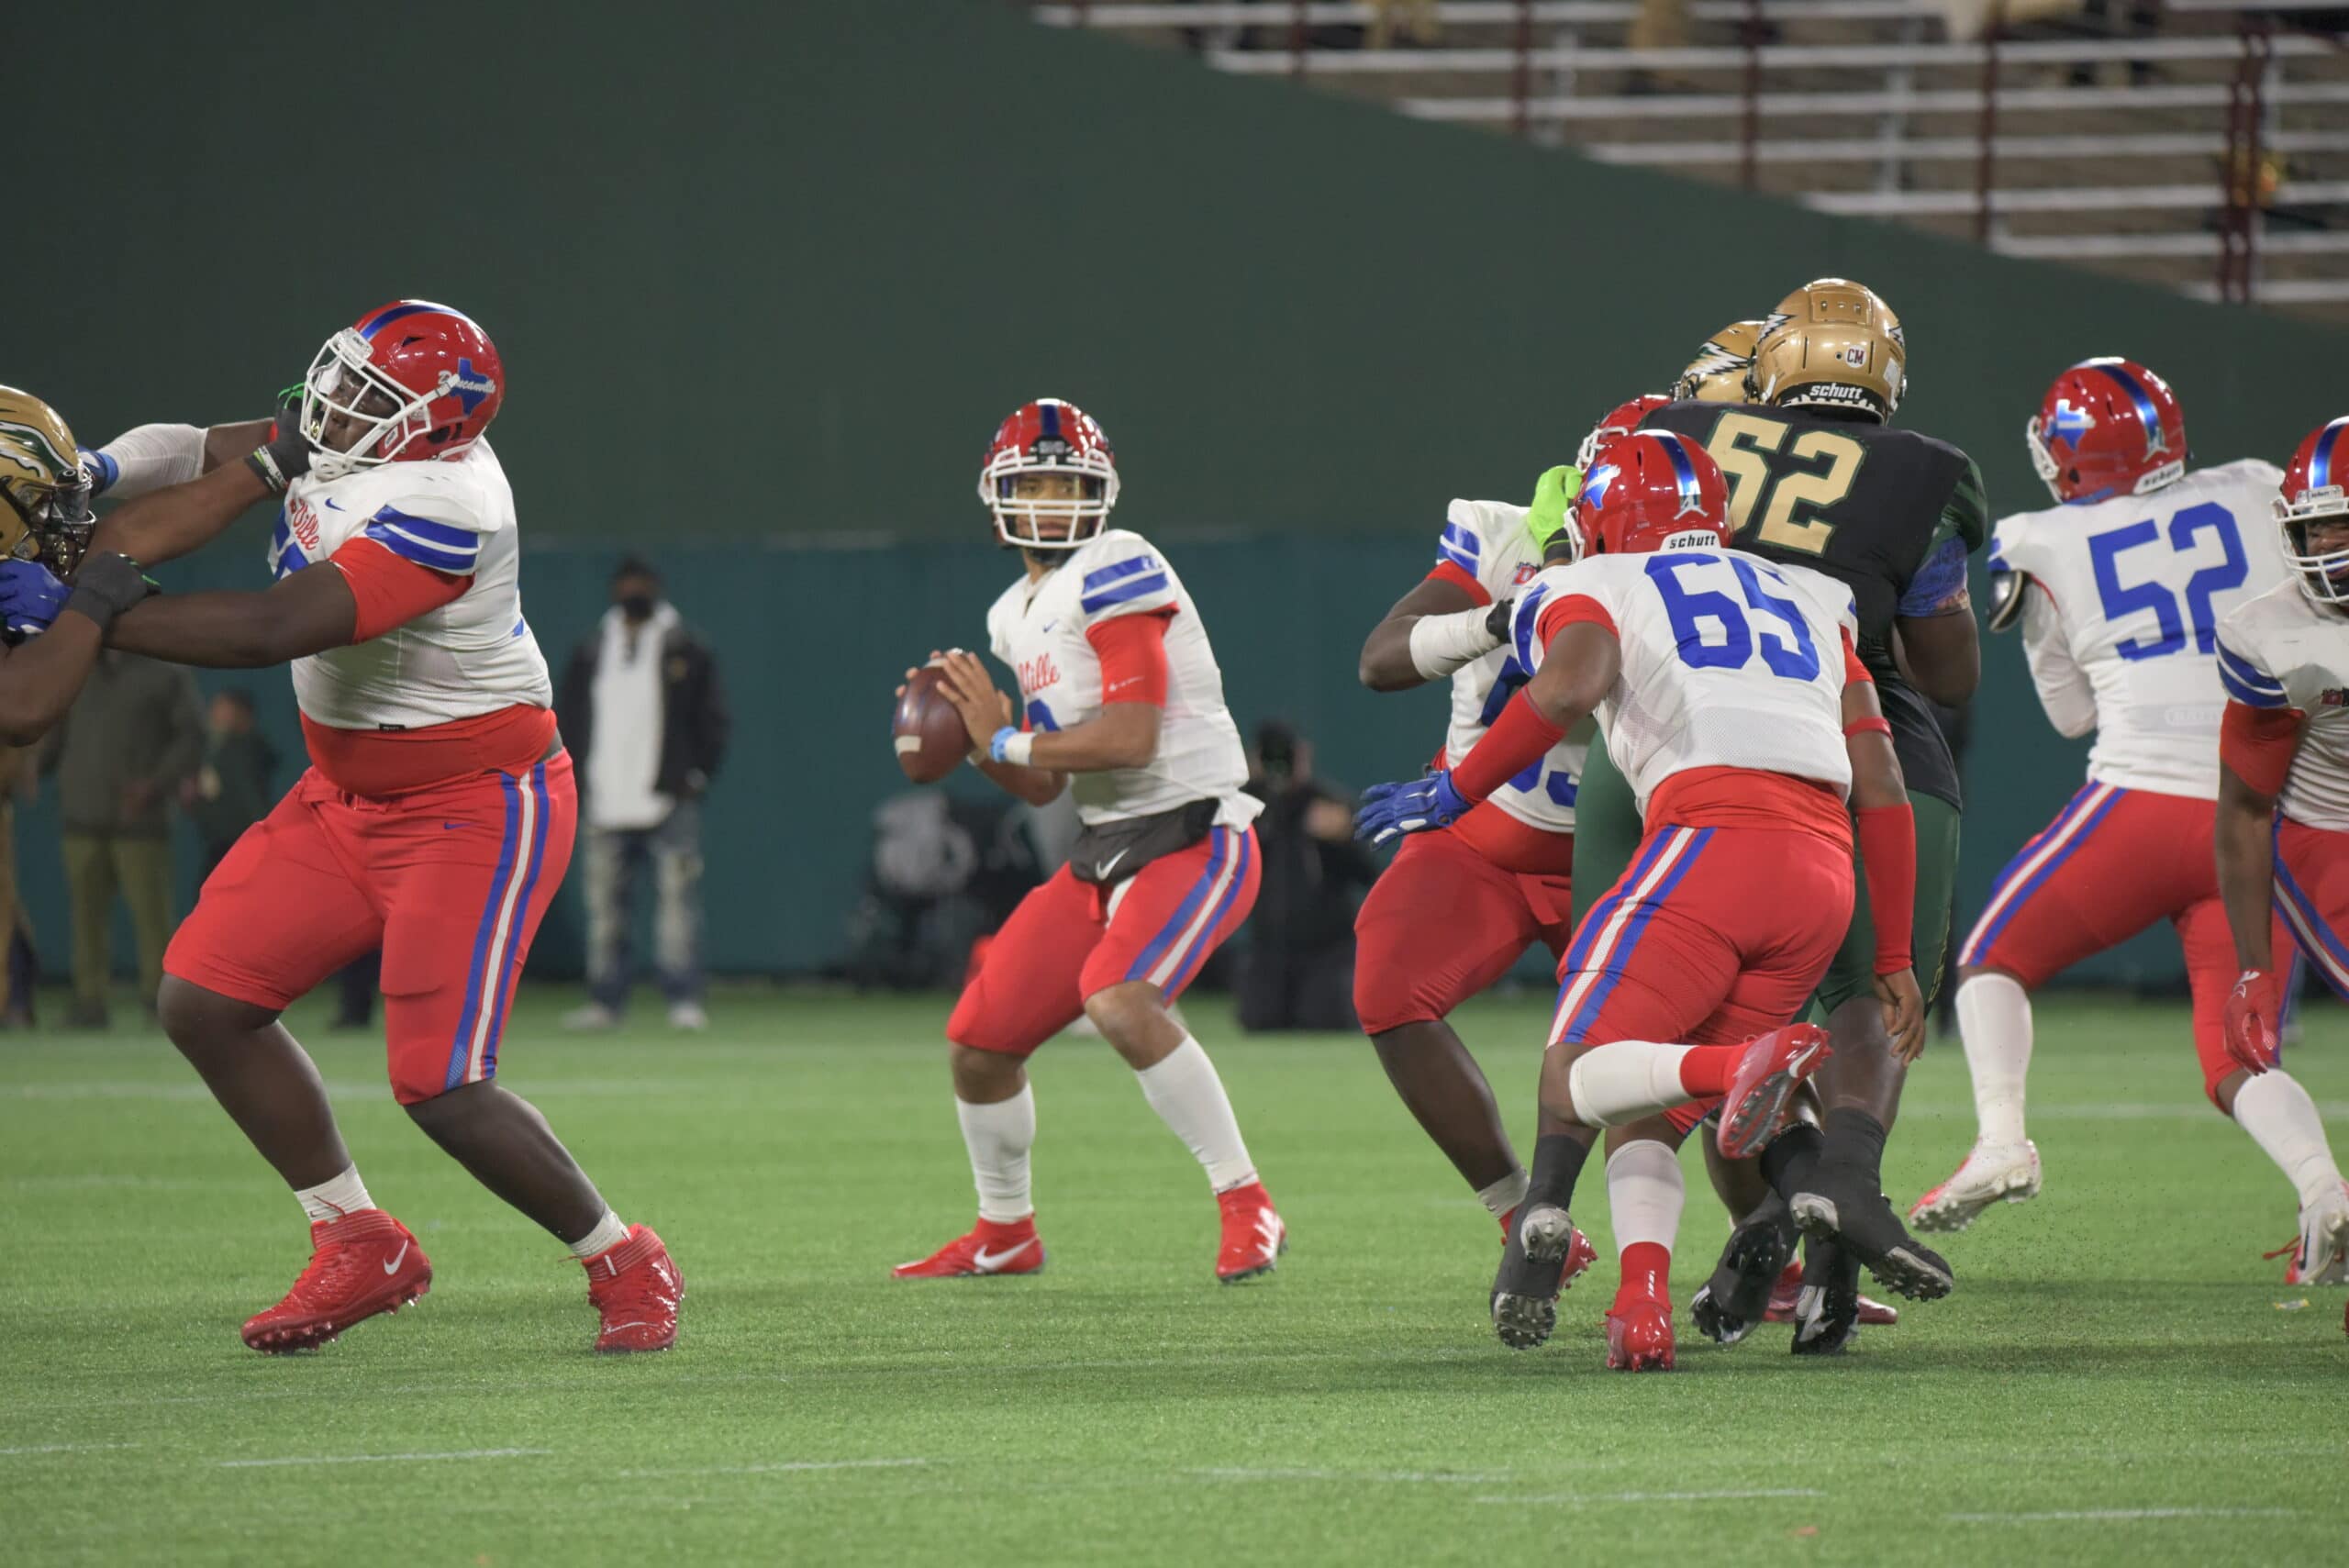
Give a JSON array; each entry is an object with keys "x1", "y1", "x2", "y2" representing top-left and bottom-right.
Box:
[
  {"x1": 1855, "y1": 803, "x2": 1916, "y2": 975},
  {"x1": 1453, "y1": 691, "x2": 1566, "y2": 802},
  {"x1": 1844, "y1": 716, "x2": 1892, "y2": 740}
]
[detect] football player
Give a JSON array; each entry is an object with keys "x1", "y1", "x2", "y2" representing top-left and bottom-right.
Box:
[
  {"x1": 0, "y1": 388, "x2": 156, "y2": 739},
  {"x1": 43, "y1": 302, "x2": 683, "y2": 1353},
  {"x1": 1912, "y1": 361, "x2": 2304, "y2": 1247},
  {"x1": 2208, "y1": 415, "x2": 2349, "y2": 1285},
  {"x1": 1352, "y1": 460, "x2": 1597, "y2": 1277},
  {"x1": 892, "y1": 398, "x2": 1284, "y2": 1284},
  {"x1": 1356, "y1": 430, "x2": 1925, "y2": 1364},
  {"x1": 1584, "y1": 280, "x2": 1980, "y2": 1350}
]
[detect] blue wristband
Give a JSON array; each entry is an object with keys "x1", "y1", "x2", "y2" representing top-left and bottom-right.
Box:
[{"x1": 988, "y1": 726, "x2": 1021, "y2": 763}]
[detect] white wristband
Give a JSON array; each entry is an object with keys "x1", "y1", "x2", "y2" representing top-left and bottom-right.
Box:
[
  {"x1": 988, "y1": 728, "x2": 1036, "y2": 768},
  {"x1": 1408, "y1": 605, "x2": 1504, "y2": 680},
  {"x1": 92, "y1": 423, "x2": 206, "y2": 500}
]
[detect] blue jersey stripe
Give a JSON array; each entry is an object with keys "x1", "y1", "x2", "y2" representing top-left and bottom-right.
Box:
[
  {"x1": 2220, "y1": 662, "x2": 2290, "y2": 708},
  {"x1": 369, "y1": 506, "x2": 479, "y2": 548},
  {"x1": 1439, "y1": 521, "x2": 1481, "y2": 557},
  {"x1": 1081, "y1": 554, "x2": 1160, "y2": 593},
  {"x1": 2216, "y1": 641, "x2": 2286, "y2": 695},
  {"x1": 1081, "y1": 573, "x2": 1169, "y2": 614},
  {"x1": 364, "y1": 519, "x2": 478, "y2": 574}
]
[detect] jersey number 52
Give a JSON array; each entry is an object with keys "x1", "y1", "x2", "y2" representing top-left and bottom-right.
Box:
[{"x1": 2088, "y1": 502, "x2": 2246, "y2": 662}]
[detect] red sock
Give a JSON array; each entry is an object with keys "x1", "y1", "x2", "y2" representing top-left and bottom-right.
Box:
[
  {"x1": 1618, "y1": 1240, "x2": 1672, "y2": 1299},
  {"x1": 1675, "y1": 1044, "x2": 1740, "y2": 1096}
]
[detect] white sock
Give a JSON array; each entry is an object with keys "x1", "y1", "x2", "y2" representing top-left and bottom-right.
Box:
[
  {"x1": 957, "y1": 1086, "x2": 1036, "y2": 1223},
  {"x1": 1564, "y1": 1041, "x2": 1692, "y2": 1128},
  {"x1": 1956, "y1": 973, "x2": 2033, "y2": 1147},
  {"x1": 1476, "y1": 1169, "x2": 1531, "y2": 1222},
  {"x1": 567, "y1": 1208, "x2": 630, "y2": 1260},
  {"x1": 294, "y1": 1165, "x2": 375, "y2": 1225},
  {"x1": 1135, "y1": 1037, "x2": 1257, "y2": 1193},
  {"x1": 1605, "y1": 1140, "x2": 1685, "y2": 1255},
  {"x1": 2232, "y1": 1071, "x2": 2344, "y2": 1209}
]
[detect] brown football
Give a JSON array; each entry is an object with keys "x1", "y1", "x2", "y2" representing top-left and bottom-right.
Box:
[{"x1": 893, "y1": 665, "x2": 972, "y2": 784}]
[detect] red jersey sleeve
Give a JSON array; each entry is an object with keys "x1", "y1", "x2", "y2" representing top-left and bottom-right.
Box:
[
  {"x1": 1085, "y1": 607, "x2": 1174, "y2": 707},
  {"x1": 328, "y1": 536, "x2": 471, "y2": 643},
  {"x1": 2220, "y1": 700, "x2": 2307, "y2": 799},
  {"x1": 1426, "y1": 559, "x2": 1491, "y2": 606},
  {"x1": 1532, "y1": 592, "x2": 1616, "y2": 650}
]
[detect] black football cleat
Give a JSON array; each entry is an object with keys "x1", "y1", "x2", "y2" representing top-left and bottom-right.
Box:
[
  {"x1": 1690, "y1": 1195, "x2": 1796, "y2": 1347},
  {"x1": 1789, "y1": 1237, "x2": 1862, "y2": 1356},
  {"x1": 1789, "y1": 1163, "x2": 1954, "y2": 1302},
  {"x1": 1491, "y1": 1204, "x2": 1579, "y2": 1350}
]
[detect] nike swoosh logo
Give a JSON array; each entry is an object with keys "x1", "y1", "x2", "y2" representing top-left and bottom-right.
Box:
[
  {"x1": 383, "y1": 1240, "x2": 409, "y2": 1275},
  {"x1": 972, "y1": 1240, "x2": 1034, "y2": 1272},
  {"x1": 323, "y1": 497, "x2": 345, "y2": 511},
  {"x1": 1097, "y1": 847, "x2": 1131, "y2": 877}
]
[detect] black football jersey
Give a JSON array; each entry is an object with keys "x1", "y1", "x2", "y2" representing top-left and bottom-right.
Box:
[{"x1": 1640, "y1": 400, "x2": 1988, "y2": 807}]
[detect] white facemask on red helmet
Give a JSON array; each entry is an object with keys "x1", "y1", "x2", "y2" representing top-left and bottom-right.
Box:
[
  {"x1": 2277, "y1": 416, "x2": 2349, "y2": 606},
  {"x1": 977, "y1": 398, "x2": 1119, "y2": 550},
  {"x1": 300, "y1": 300, "x2": 504, "y2": 483}
]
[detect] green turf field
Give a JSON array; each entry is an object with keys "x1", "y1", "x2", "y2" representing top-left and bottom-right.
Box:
[{"x1": 3, "y1": 988, "x2": 2343, "y2": 1566}]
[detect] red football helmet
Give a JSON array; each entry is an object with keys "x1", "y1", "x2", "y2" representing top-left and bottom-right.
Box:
[
  {"x1": 2024, "y1": 357, "x2": 2187, "y2": 505},
  {"x1": 2277, "y1": 415, "x2": 2349, "y2": 606},
  {"x1": 298, "y1": 300, "x2": 504, "y2": 481},
  {"x1": 977, "y1": 398, "x2": 1119, "y2": 550},
  {"x1": 1576, "y1": 393, "x2": 1672, "y2": 472},
  {"x1": 1574, "y1": 430, "x2": 1732, "y2": 557}
]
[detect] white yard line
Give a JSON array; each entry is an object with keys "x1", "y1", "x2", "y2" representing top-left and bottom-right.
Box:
[
  {"x1": 1947, "y1": 1507, "x2": 2302, "y2": 1523},
  {"x1": 612, "y1": 1458, "x2": 931, "y2": 1479},
  {"x1": 1186, "y1": 1466, "x2": 1514, "y2": 1485},
  {"x1": 217, "y1": 1448, "x2": 551, "y2": 1469},
  {"x1": 0, "y1": 1442, "x2": 140, "y2": 1456},
  {"x1": 1486, "y1": 1487, "x2": 1826, "y2": 1506}
]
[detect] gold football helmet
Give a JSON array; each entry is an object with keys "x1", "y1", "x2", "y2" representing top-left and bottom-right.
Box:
[
  {"x1": 1751, "y1": 279, "x2": 1906, "y2": 420},
  {"x1": 0, "y1": 387, "x2": 95, "y2": 573},
  {"x1": 1672, "y1": 319, "x2": 1765, "y2": 404}
]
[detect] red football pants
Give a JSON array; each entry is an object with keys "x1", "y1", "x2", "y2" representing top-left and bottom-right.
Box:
[
  {"x1": 165, "y1": 755, "x2": 574, "y2": 1105},
  {"x1": 1352, "y1": 826, "x2": 1574, "y2": 1035},
  {"x1": 950, "y1": 825, "x2": 1258, "y2": 1057},
  {"x1": 1959, "y1": 781, "x2": 2291, "y2": 1106}
]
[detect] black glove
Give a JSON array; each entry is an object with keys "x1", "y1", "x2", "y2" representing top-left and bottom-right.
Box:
[
  {"x1": 1485, "y1": 595, "x2": 1515, "y2": 643},
  {"x1": 63, "y1": 551, "x2": 155, "y2": 633},
  {"x1": 244, "y1": 390, "x2": 313, "y2": 495}
]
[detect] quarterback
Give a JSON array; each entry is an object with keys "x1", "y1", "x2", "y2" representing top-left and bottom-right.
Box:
[
  {"x1": 57, "y1": 301, "x2": 681, "y2": 1353},
  {"x1": 894, "y1": 398, "x2": 1284, "y2": 1284}
]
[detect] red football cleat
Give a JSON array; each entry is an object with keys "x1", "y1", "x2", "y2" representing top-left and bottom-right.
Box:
[
  {"x1": 1605, "y1": 1283, "x2": 1675, "y2": 1372},
  {"x1": 1716, "y1": 1024, "x2": 1832, "y2": 1160},
  {"x1": 892, "y1": 1215, "x2": 1046, "y2": 1279},
  {"x1": 583, "y1": 1224, "x2": 683, "y2": 1352},
  {"x1": 1763, "y1": 1261, "x2": 1898, "y2": 1327},
  {"x1": 1216, "y1": 1181, "x2": 1286, "y2": 1283},
  {"x1": 241, "y1": 1209, "x2": 430, "y2": 1354},
  {"x1": 1500, "y1": 1207, "x2": 1598, "y2": 1291}
]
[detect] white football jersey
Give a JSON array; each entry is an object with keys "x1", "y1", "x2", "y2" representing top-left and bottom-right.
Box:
[
  {"x1": 1432, "y1": 498, "x2": 1589, "y2": 833},
  {"x1": 2217, "y1": 581, "x2": 2349, "y2": 831},
  {"x1": 1509, "y1": 547, "x2": 1858, "y2": 814},
  {"x1": 1992, "y1": 459, "x2": 2288, "y2": 799},
  {"x1": 985, "y1": 529, "x2": 1260, "y2": 828},
  {"x1": 271, "y1": 439, "x2": 552, "y2": 730}
]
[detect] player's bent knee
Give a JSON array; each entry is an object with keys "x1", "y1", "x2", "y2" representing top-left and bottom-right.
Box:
[
  {"x1": 949, "y1": 1043, "x2": 1024, "y2": 1101},
  {"x1": 155, "y1": 974, "x2": 278, "y2": 1051}
]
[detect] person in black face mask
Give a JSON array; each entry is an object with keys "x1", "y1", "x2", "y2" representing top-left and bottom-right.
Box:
[
  {"x1": 1236, "y1": 719, "x2": 1376, "y2": 1033},
  {"x1": 556, "y1": 558, "x2": 731, "y2": 1030}
]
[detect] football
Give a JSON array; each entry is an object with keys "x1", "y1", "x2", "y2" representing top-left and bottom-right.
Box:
[{"x1": 893, "y1": 664, "x2": 972, "y2": 783}]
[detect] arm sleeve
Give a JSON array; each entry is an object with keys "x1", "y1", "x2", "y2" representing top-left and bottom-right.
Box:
[
  {"x1": 2216, "y1": 631, "x2": 2293, "y2": 711},
  {"x1": 1085, "y1": 608, "x2": 1173, "y2": 706},
  {"x1": 83, "y1": 423, "x2": 206, "y2": 499},
  {"x1": 1934, "y1": 458, "x2": 1990, "y2": 552},
  {"x1": 1855, "y1": 804, "x2": 1917, "y2": 974},
  {"x1": 360, "y1": 499, "x2": 489, "y2": 575},
  {"x1": 328, "y1": 536, "x2": 472, "y2": 642},
  {"x1": 1897, "y1": 535, "x2": 1972, "y2": 617},
  {"x1": 1075, "y1": 549, "x2": 1179, "y2": 627},
  {"x1": 1842, "y1": 628, "x2": 1873, "y2": 686},
  {"x1": 2020, "y1": 586, "x2": 2097, "y2": 739},
  {"x1": 2221, "y1": 700, "x2": 2306, "y2": 798},
  {"x1": 1531, "y1": 592, "x2": 1617, "y2": 651}
]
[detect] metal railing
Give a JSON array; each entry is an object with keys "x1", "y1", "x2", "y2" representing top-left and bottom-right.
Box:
[{"x1": 1034, "y1": 1, "x2": 2349, "y2": 309}]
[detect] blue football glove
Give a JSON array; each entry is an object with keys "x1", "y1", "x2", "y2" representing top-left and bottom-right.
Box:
[
  {"x1": 1353, "y1": 771, "x2": 1472, "y2": 846},
  {"x1": 0, "y1": 559, "x2": 71, "y2": 639}
]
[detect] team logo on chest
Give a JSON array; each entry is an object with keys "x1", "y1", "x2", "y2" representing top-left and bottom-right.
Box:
[
  {"x1": 1018, "y1": 651, "x2": 1063, "y2": 698},
  {"x1": 287, "y1": 495, "x2": 324, "y2": 554},
  {"x1": 1512, "y1": 562, "x2": 1540, "y2": 586}
]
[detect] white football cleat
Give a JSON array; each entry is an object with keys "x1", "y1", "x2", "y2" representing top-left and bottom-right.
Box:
[
  {"x1": 1907, "y1": 1140, "x2": 2041, "y2": 1233},
  {"x1": 2277, "y1": 1181, "x2": 2349, "y2": 1286}
]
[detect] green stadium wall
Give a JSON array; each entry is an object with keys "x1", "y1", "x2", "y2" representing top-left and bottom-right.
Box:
[{"x1": 16, "y1": 3, "x2": 2345, "y2": 989}]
